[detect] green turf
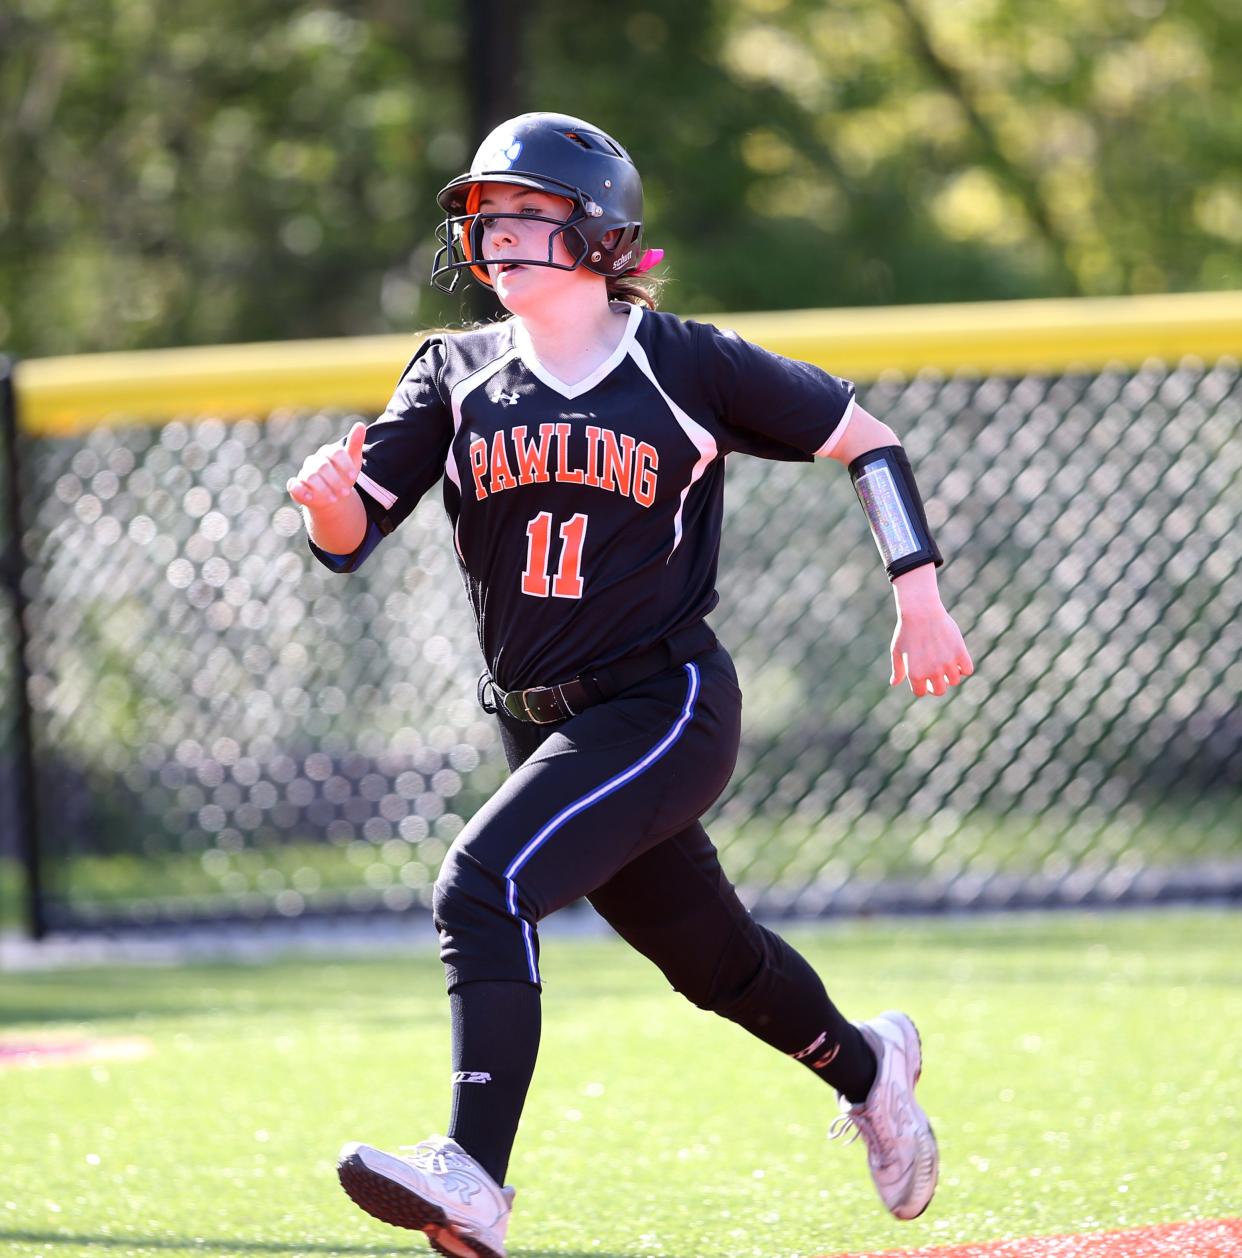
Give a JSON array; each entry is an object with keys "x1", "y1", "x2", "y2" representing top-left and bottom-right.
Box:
[{"x1": 1, "y1": 909, "x2": 1238, "y2": 1258}]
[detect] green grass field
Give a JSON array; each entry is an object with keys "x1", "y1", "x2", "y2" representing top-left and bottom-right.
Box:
[{"x1": 2, "y1": 909, "x2": 1238, "y2": 1258}]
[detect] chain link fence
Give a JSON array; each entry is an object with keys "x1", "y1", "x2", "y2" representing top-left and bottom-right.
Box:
[{"x1": 3, "y1": 347, "x2": 1240, "y2": 933}]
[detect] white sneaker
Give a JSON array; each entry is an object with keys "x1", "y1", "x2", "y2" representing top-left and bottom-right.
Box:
[
  {"x1": 337, "y1": 1136, "x2": 515, "y2": 1258},
  {"x1": 829, "y1": 1011, "x2": 938, "y2": 1220}
]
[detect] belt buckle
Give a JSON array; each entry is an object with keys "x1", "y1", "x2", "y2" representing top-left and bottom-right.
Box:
[
  {"x1": 521, "y1": 686, "x2": 562, "y2": 725},
  {"x1": 528, "y1": 682, "x2": 581, "y2": 724}
]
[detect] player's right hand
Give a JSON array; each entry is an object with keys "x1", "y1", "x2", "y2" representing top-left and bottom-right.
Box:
[{"x1": 286, "y1": 421, "x2": 366, "y2": 509}]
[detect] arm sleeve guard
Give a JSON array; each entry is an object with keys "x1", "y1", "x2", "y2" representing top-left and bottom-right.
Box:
[{"x1": 847, "y1": 445, "x2": 944, "y2": 581}]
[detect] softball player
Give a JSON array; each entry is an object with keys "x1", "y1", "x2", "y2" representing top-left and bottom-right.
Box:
[{"x1": 288, "y1": 112, "x2": 973, "y2": 1258}]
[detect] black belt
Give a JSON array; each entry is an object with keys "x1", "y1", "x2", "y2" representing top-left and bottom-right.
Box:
[{"x1": 478, "y1": 622, "x2": 718, "y2": 725}]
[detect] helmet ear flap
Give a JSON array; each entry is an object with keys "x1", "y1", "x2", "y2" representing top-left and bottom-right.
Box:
[
  {"x1": 558, "y1": 223, "x2": 589, "y2": 267},
  {"x1": 583, "y1": 222, "x2": 643, "y2": 275},
  {"x1": 611, "y1": 223, "x2": 643, "y2": 272}
]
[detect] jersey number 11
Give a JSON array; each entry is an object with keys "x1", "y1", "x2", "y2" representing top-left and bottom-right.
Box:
[{"x1": 522, "y1": 511, "x2": 588, "y2": 599}]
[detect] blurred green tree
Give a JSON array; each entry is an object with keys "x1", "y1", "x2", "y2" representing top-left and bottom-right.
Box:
[
  {"x1": 535, "y1": 0, "x2": 1242, "y2": 313},
  {"x1": 0, "y1": 0, "x2": 469, "y2": 355},
  {"x1": 1, "y1": 0, "x2": 1239, "y2": 357}
]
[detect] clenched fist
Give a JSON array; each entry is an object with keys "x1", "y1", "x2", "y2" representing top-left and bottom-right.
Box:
[
  {"x1": 889, "y1": 564, "x2": 975, "y2": 699},
  {"x1": 287, "y1": 421, "x2": 366, "y2": 508}
]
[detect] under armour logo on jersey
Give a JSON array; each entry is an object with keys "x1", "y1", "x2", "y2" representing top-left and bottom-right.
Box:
[
  {"x1": 497, "y1": 390, "x2": 521, "y2": 406},
  {"x1": 451, "y1": 1071, "x2": 492, "y2": 1084}
]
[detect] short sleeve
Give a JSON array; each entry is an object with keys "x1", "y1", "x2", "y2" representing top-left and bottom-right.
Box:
[
  {"x1": 309, "y1": 336, "x2": 453, "y2": 573},
  {"x1": 693, "y1": 321, "x2": 856, "y2": 462}
]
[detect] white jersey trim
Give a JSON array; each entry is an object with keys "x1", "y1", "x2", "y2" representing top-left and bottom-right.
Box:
[
  {"x1": 626, "y1": 336, "x2": 718, "y2": 559},
  {"x1": 446, "y1": 345, "x2": 523, "y2": 491},
  {"x1": 814, "y1": 393, "x2": 857, "y2": 458},
  {"x1": 513, "y1": 302, "x2": 643, "y2": 399},
  {"x1": 355, "y1": 470, "x2": 398, "y2": 511}
]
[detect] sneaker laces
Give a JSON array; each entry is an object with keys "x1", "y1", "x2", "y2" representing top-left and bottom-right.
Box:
[
  {"x1": 398, "y1": 1142, "x2": 509, "y2": 1198},
  {"x1": 398, "y1": 1140, "x2": 460, "y2": 1174},
  {"x1": 395, "y1": 1142, "x2": 502, "y2": 1236},
  {"x1": 830, "y1": 1106, "x2": 897, "y2": 1169}
]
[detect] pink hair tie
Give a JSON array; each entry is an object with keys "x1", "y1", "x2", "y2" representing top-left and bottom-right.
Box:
[{"x1": 633, "y1": 248, "x2": 664, "y2": 274}]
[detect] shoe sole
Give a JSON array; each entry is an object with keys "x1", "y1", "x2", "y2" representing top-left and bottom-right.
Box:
[
  {"x1": 886, "y1": 1011, "x2": 939, "y2": 1221},
  {"x1": 336, "y1": 1149, "x2": 504, "y2": 1258}
]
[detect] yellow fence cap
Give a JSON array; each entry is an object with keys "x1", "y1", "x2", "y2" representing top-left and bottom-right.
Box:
[{"x1": 14, "y1": 291, "x2": 1242, "y2": 435}]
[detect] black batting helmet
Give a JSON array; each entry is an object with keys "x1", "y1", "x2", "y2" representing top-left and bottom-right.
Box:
[{"x1": 431, "y1": 112, "x2": 645, "y2": 293}]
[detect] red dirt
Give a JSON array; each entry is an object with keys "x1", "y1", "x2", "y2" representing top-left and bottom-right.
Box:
[
  {"x1": 0, "y1": 1035, "x2": 152, "y2": 1069},
  {"x1": 828, "y1": 1218, "x2": 1242, "y2": 1258}
]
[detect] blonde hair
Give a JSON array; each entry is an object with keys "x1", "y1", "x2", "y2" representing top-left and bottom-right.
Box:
[{"x1": 606, "y1": 272, "x2": 664, "y2": 310}]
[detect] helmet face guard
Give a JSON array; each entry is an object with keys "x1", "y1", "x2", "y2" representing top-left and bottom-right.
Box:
[
  {"x1": 432, "y1": 183, "x2": 597, "y2": 294},
  {"x1": 430, "y1": 113, "x2": 647, "y2": 294}
]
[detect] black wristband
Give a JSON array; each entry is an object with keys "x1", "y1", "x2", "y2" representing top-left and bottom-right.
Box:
[{"x1": 847, "y1": 445, "x2": 944, "y2": 581}]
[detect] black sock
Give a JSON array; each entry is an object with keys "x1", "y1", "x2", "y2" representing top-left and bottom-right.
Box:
[
  {"x1": 790, "y1": 1017, "x2": 877, "y2": 1104},
  {"x1": 715, "y1": 925, "x2": 878, "y2": 1103},
  {"x1": 445, "y1": 979, "x2": 541, "y2": 1186}
]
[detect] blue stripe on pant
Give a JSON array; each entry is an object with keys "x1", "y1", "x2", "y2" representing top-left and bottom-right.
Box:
[
  {"x1": 432, "y1": 647, "x2": 742, "y2": 993},
  {"x1": 502, "y1": 662, "x2": 702, "y2": 983}
]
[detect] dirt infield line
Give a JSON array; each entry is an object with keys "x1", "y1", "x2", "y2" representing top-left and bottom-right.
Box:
[
  {"x1": 0, "y1": 1035, "x2": 152, "y2": 1070},
  {"x1": 828, "y1": 1217, "x2": 1242, "y2": 1258}
]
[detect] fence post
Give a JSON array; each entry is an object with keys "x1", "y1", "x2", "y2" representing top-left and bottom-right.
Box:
[
  {"x1": 0, "y1": 357, "x2": 45, "y2": 940},
  {"x1": 461, "y1": 0, "x2": 524, "y2": 325}
]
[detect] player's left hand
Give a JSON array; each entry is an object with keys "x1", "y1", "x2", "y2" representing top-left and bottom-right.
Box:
[{"x1": 890, "y1": 603, "x2": 974, "y2": 698}]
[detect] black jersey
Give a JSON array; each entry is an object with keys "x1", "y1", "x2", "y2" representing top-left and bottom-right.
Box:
[{"x1": 311, "y1": 304, "x2": 855, "y2": 690}]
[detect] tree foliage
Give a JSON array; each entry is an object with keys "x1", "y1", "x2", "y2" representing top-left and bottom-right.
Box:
[{"x1": 1, "y1": 0, "x2": 1239, "y2": 357}]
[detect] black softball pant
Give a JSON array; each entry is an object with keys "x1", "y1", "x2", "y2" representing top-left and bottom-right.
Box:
[{"x1": 433, "y1": 644, "x2": 826, "y2": 1035}]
